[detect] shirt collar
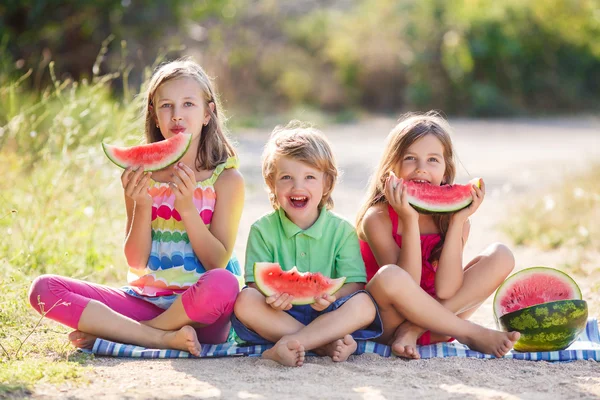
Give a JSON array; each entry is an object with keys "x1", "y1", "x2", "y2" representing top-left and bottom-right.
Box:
[{"x1": 278, "y1": 207, "x2": 328, "y2": 239}]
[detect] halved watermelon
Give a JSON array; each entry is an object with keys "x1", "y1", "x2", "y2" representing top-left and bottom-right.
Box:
[
  {"x1": 102, "y1": 133, "x2": 192, "y2": 172},
  {"x1": 405, "y1": 177, "x2": 482, "y2": 214},
  {"x1": 254, "y1": 262, "x2": 346, "y2": 305},
  {"x1": 493, "y1": 266, "x2": 587, "y2": 352},
  {"x1": 493, "y1": 266, "x2": 582, "y2": 320},
  {"x1": 497, "y1": 299, "x2": 588, "y2": 352}
]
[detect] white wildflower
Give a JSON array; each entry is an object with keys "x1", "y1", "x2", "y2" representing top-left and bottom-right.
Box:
[
  {"x1": 573, "y1": 187, "x2": 585, "y2": 198},
  {"x1": 63, "y1": 117, "x2": 74, "y2": 128},
  {"x1": 544, "y1": 195, "x2": 555, "y2": 211},
  {"x1": 578, "y1": 226, "x2": 589, "y2": 237},
  {"x1": 83, "y1": 206, "x2": 95, "y2": 217},
  {"x1": 30, "y1": 130, "x2": 37, "y2": 137}
]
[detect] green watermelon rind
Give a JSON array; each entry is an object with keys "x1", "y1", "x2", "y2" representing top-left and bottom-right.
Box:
[
  {"x1": 253, "y1": 262, "x2": 346, "y2": 305},
  {"x1": 498, "y1": 299, "x2": 588, "y2": 352},
  {"x1": 407, "y1": 178, "x2": 481, "y2": 214},
  {"x1": 101, "y1": 133, "x2": 192, "y2": 172},
  {"x1": 493, "y1": 266, "x2": 582, "y2": 321}
]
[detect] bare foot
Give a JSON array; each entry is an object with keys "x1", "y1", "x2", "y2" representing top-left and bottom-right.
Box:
[
  {"x1": 162, "y1": 325, "x2": 202, "y2": 357},
  {"x1": 390, "y1": 322, "x2": 421, "y2": 359},
  {"x1": 316, "y1": 335, "x2": 357, "y2": 362},
  {"x1": 68, "y1": 330, "x2": 97, "y2": 349},
  {"x1": 331, "y1": 335, "x2": 357, "y2": 362},
  {"x1": 461, "y1": 325, "x2": 520, "y2": 357},
  {"x1": 262, "y1": 339, "x2": 305, "y2": 367}
]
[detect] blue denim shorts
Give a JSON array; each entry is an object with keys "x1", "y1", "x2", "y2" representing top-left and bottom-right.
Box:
[{"x1": 231, "y1": 289, "x2": 383, "y2": 345}]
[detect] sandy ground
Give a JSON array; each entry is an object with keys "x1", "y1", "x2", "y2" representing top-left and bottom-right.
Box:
[{"x1": 33, "y1": 117, "x2": 600, "y2": 399}]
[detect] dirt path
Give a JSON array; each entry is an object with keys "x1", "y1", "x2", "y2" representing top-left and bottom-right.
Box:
[{"x1": 34, "y1": 117, "x2": 600, "y2": 399}]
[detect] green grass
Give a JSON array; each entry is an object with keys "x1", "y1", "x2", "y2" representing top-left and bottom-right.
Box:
[
  {"x1": 502, "y1": 168, "x2": 600, "y2": 271},
  {"x1": 0, "y1": 55, "x2": 138, "y2": 396}
]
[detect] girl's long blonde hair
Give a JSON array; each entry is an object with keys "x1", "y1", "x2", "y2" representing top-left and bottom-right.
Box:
[
  {"x1": 143, "y1": 58, "x2": 236, "y2": 170},
  {"x1": 356, "y1": 111, "x2": 456, "y2": 262}
]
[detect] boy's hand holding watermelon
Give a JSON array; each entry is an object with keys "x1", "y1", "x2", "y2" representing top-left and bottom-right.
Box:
[
  {"x1": 265, "y1": 292, "x2": 294, "y2": 311},
  {"x1": 310, "y1": 294, "x2": 336, "y2": 312}
]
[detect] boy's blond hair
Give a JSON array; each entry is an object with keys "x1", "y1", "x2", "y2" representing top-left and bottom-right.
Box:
[{"x1": 262, "y1": 121, "x2": 338, "y2": 210}]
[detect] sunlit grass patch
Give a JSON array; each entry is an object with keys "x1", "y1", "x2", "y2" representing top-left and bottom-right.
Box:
[
  {"x1": 502, "y1": 168, "x2": 600, "y2": 253},
  {"x1": 0, "y1": 355, "x2": 93, "y2": 397}
]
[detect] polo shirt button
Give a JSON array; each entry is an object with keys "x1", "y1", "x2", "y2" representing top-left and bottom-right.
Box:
[{"x1": 301, "y1": 252, "x2": 306, "y2": 257}]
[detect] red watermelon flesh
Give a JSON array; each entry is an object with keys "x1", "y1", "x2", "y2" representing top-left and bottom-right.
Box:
[
  {"x1": 405, "y1": 178, "x2": 482, "y2": 213},
  {"x1": 102, "y1": 133, "x2": 192, "y2": 172},
  {"x1": 493, "y1": 266, "x2": 582, "y2": 319},
  {"x1": 253, "y1": 262, "x2": 346, "y2": 305}
]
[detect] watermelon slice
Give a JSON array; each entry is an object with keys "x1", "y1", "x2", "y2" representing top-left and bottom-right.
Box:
[
  {"x1": 493, "y1": 266, "x2": 582, "y2": 320},
  {"x1": 253, "y1": 262, "x2": 346, "y2": 305},
  {"x1": 102, "y1": 133, "x2": 192, "y2": 172},
  {"x1": 405, "y1": 177, "x2": 482, "y2": 214},
  {"x1": 493, "y1": 266, "x2": 586, "y2": 352}
]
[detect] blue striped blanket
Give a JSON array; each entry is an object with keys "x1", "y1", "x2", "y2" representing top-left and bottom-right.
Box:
[{"x1": 90, "y1": 319, "x2": 600, "y2": 362}]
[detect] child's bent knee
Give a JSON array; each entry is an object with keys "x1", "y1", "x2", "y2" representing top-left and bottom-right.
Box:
[
  {"x1": 182, "y1": 270, "x2": 241, "y2": 323},
  {"x1": 204, "y1": 269, "x2": 240, "y2": 294},
  {"x1": 344, "y1": 293, "x2": 376, "y2": 322},
  {"x1": 28, "y1": 274, "x2": 56, "y2": 314},
  {"x1": 367, "y1": 265, "x2": 410, "y2": 296},
  {"x1": 487, "y1": 243, "x2": 515, "y2": 272},
  {"x1": 357, "y1": 293, "x2": 377, "y2": 318},
  {"x1": 233, "y1": 287, "x2": 264, "y2": 318}
]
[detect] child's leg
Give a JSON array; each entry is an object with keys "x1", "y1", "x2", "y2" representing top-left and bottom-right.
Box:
[
  {"x1": 143, "y1": 269, "x2": 239, "y2": 344},
  {"x1": 233, "y1": 287, "x2": 306, "y2": 340},
  {"x1": 234, "y1": 287, "x2": 307, "y2": 366},
  {"x1": 262, "y1": 292, "x2": 376, "y2": 366},
  {"x1": 29, "y1": 274, "x2": 202, "y2": 355},
  {"x1": 392, "y1": 243, "x2": 514, "y2": 351},
  {"x1": 367, "y1": 265, "x2": 519, "y2": 358}
]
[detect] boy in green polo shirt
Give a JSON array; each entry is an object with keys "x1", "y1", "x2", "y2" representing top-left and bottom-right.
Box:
[{"x1": 231, "y1": 121, "x2": 383, "y2": 367}]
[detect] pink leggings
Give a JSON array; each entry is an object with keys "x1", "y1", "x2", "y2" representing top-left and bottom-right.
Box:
[{"x1": 28, "y1": 269, "x2": 239, "y2": 344}]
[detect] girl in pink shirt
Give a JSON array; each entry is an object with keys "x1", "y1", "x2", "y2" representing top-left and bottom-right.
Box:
[{"x1": 357, "y1": 112, "x2": 519, "y2": 359}]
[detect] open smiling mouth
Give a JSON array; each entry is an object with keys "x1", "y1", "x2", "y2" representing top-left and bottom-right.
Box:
[{"x1": 289, "y1": 196, "x2": 308, "y2": 208}]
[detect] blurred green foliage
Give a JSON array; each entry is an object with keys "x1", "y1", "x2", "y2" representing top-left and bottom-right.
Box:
[{"x1": 2, "y1": 0, "x2": 600, "y2": 116}]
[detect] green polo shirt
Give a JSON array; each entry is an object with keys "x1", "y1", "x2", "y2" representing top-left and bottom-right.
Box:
[{"x1": 244, "y1": 207, "x2": 367, "y2": 284}]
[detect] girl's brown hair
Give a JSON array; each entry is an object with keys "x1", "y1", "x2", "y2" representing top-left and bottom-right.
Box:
[
  {"x1": 143, "y1": 58, "x2": 236, "y2": 170},
  {"x1": 262, "y1": 120, "x2": 338, "y2": 210},
  {"x1": 356, "y1": 111, "x2": 456, "y2": 262}
]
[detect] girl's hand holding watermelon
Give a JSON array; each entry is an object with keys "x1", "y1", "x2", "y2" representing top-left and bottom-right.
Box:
[
  {"x1": 451, "y1": 179, "x2": 485, "y2": 223},
  {"x1": 168, "y1": 162, "x2": 198, "y2": 217},
  {"x1": 385, "y1": 172, "x2": 419, "y2": 223},
  {"x1": 121, "y1": 166, "x2": 153, "y2": 207}
]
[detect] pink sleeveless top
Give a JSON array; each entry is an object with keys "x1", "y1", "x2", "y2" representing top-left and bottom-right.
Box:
[{"x1": 359, "y1": 205, "x2": 442, "y2": 297}]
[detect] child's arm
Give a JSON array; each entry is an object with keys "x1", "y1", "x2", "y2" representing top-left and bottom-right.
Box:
[
  {"x1": 362, "y1": 209, "x2": 421, "y2": 284},
  {"x1": 175, "y1": 165, "x2": 245, "y2": 270},
  {"x1": 361, "y1": 175, "x2": 422, "y2": 283},
  {"x1": 434, "y1": 218, "x2": 470, "y2": 299},
  {"x1": 435, "y1": 180, "x2": 484, "y2": 299},
  {"x1": 244, "y1": 224, "x2": 274, "y2": 285},
  {"x1": 122, "y1": 167, "x2": 153, "y2": 269}
]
